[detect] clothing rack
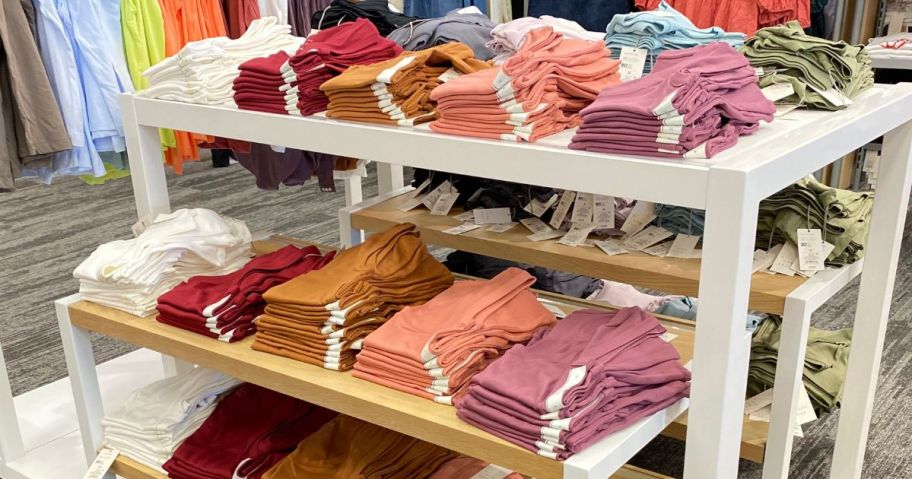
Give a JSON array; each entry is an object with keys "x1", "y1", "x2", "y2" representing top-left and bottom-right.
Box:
[{"x1": 53, "y1": 83, "x2": 912, "y2": 479}]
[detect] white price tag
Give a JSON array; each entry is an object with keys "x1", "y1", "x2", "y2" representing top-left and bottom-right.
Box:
[
  {"x1": 540, "y1": 302, "x2": 567, "y2": 319},
  {"x1": 796, "y1": 229, "x2": 825, "y2": 271},
  {"x1": 557, "y1": 225, "x2": 594, "y2": 247},
  {"x1": 398, "y1": 194, "x2": 428, "y2": 212},
  {"x1": 486, "y1": 222, "x2": 518, "y2": 233},
  {"x1": 570, "y1": 193, "x2": 594, "y2": 224},
  {"x1": 775, "y1": 104, "x2": 800, "y2": 118},
  {"x1": 422, "y1": 180, "x2": 453, "y2": 209},
  {"x1": 528, "y1": 230, "x2": 565, "y2": 242},
  {"x1": 473, "y1": 207, "x2": 512, "y2": 225},
  {"x1": 769, "y1": 242, "x2": 798, "y2": 276},
  {"x1": 525, "y1": 194, "x2": 558, "y2": 217},
  {"x1": 618, "y1": 47, "x2": 648, "y2": 81},
  {"x1": 443, "y1": 223, "x2": 482, "y2": 235},
  {"x1": 131, "y1": 218, "x2": 150, "y2": 237},
  {"x1": 761, "y1": 82, "x2": 796, "y2": 102},
  {"x1": 411, "y1": 178, "x2": 432, "y2": 196},
  {"x1": 83, "y1": 448, "x2": 119, "y2": 479},
  {"x1": 549, "y1": 191, "x2": 577, "y2": 229},
  {"x1": 438, "y1": 67, "x2": 462, "y2": 83},
  {"x1": 594, "y1": 239, "x2": 629, "y2": 256},
  {"x1": 453, "y1": 210, "x2": 475, "y2": 222},
  {"x1": 592, "y1": 195, "x2": 615, "y2": 229},
  {"x1": 863, "y1": 151, "x2": 880, "y2": 173},
  {"x1": 660, "y1": 331, "x2": 678, "y2": 342},
  {"x1": 751, "y1": 248, "x2": 776, "y2": 273},
  {"x1": 520, "y1": 217, "x2": 552, "y2": 234},
  {"x1": 642, "y1": 241, "x2": 672, "y2": 257},
  {"x1": 430, "y1": 192, "x2": 460, "y2": 215},
  {"x1": 624, "y1": 225, "x2": 673, "y2": 251},
  {"x1": 744, "y1": 388, "x2": 774, "y2": 415},
  {"x1": 666, "y1": 234, "x2": 700, "y2": 259},
  {"x1": 620, "y1": 201, "x2": 656, "y2": 237},
  {"x1": 755, "y1": 66, "x2": 765, "y2": 77},
  {"x1": 808, "y1": 84, "x2": 854, "y2": 107}
]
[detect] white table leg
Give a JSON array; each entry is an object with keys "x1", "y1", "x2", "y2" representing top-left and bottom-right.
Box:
[
  {"x1": 762, "y1": 298, "x2": 812, "y2": 479},
  {"x1": 0, "y1": 340, "x2": 25, "y2": 467},
  {"x1": 683, "y1": 168, "x2": 758, "y2": 479},
  {"x1": 830, "y1": 120, "x2": 912, "y2": 479},
  {"x1": 377, "y1": 163, "x2": 404, "y2": 195},
  {"x1": 55, "y1": 295, "x2": 105, "y2": 465}
]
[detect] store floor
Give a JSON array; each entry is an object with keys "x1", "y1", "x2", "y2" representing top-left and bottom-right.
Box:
[{"x1": 1, "y1": 162, "x2": 909, "y2": 478}]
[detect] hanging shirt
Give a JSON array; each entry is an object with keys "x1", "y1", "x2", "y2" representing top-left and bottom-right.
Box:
[{"x1": 259, "y1": 0, "x2": 288, "y2": 24}]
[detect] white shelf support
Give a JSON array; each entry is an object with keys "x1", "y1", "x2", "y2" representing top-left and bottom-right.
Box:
[
  {"x1": 684, "y1": 168, "x2": 759, "y2": 479},
  {"x1": 831, "y1": 120, "x2": 912, "y2": 479},
  {"x1": 0, "y1": 341, "x2": 25, "y2": 471},
  {"x1": 377, "y1": 163, "x2": 405, "y2": 195},
  {"x1": 120, "y1": 95, "x2": 170, "y2": 223}
]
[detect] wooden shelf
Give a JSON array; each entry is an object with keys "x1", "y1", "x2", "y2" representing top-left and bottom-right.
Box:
[{"x1": 350, "y1": 192, "x2": 807, "y2": 315}]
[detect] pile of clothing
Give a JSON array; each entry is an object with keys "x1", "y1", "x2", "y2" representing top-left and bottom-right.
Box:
[
  {"x1": 570, "y1": 42, "x2": 775, "y2": 159},
  {"x1": 653, "y1": 204, "x2": 705, "y2": 236},
  {"x1": 103, "y1": 368, "x2": 241, "y2": 472},
  {"x1": 604, "y1": 2, "x2": 744, "y2": 75},
  {"x1": 141, "y1": 18, "x2": 302, "y2": 105},
  {"x1": 456, "y1": 307, "x2": 691, "y2": 459},
  {"x1": 263, "y1": 416, "x2": 522, "y2": 478},
  {"x1": 486, "y1": 16, "x2": 603, "y2": 63},
  {"x1": 253, "y1": 224, "x2": 453, "y2": 370},
  {"x1": 388, "y1": 8, "x2": 497, "y2": 60},
  {"x1": 311, "y1": 0, "x2": 418, "y2": 36},
  {"x1": 155, "y1": 245, "x2": 335, "y2": 342},
  {"x1": 654, "y1": 296, "x2": 767, "y2": 332},
  {"x1": 634, "y1": 0, "x2": 810, "y2": 36},
  {"x1": 742, "y1": 21, "x2": 873, "y2": 110},
  {"x1": 353, "y1": 268, "x2": 556, "y2": 404},
  {"x1": 320, "y1": 42, "x2": 490, "y2": 126},
  {"x1": 430, "y1": 28, "x2": 619, "y2": 142},
  {"x1": 756, "y1": 176, "x2": 873, "y2": 266},
  {"x1": 233, "y1": 19, "x2": 402, "y2": 116},
  {"x1": 74, "y1": 209, "x2": 252, "y2": 317},
  {"x1": 866, "y1": 33, "x2": 912, "y2": 62},
  {"x1": 444, "y1": 251, "x2": 602, "y2": 299},
  {"x1": 163, "y1": 383, "x2": 338, "y2": 479},
  {"x1": 748, "y1": 316, "x2": 851, "y2": 413}
]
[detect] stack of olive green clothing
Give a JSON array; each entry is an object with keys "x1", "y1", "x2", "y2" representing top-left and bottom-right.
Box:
[
  {"x1": 756, "y1": 176, "x2": 873, "y2": 266},
  {"x1": 741, "y1": 21, "x2": 873, "y2": 110},
  {"x1": 748, "y1": 316, "x2": 851, "y2": 414}
]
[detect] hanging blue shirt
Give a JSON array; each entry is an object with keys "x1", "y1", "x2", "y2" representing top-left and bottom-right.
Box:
[{"x1": 404, "y1": 0, "x2": 486, "y2": 18}]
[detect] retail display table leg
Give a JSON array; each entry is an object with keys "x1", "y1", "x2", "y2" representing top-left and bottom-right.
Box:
[
  {"x1": 377, "y1": 163, "x2": 405, "y2": 195},
  {"x1": 831, "y1": 120, "x2": 912, "y2": 479},
  {"x1": 0, "y1": 340, "x2": 25, "y2": 473},
  {"x1": 683, "y1": 168, "x2": 759, "y2": 479}
]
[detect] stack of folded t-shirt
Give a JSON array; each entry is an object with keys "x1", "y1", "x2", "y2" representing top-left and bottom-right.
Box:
[
  {"x1": 103, "y1": 368, "x2": 241, "y2": 472},
  {"x1": 142, "y1": 17, "x2": 303, "y2": 105},
  {"x1": 487, "y1": 16, "x2": 603, "y2": 63},
  {"x1": 253, "y1": 224, "x2": 454, "y2": 370},
  {"x1": 156, "y1": 245, "x2": 336, "y2": 342},
  {"x1": 74, "y1": 208, "x2": 252, "y2": 317},
  {"x1": 456, "y1": 307, "x2": 691, "y2": 459},
  {"x1": 653, "y1": 204, "x2": 705, "y2": 236},
  {"x1": 430, "y1": 27, "x2": 620, "y2": 142},
  {"x1": 163, "y1": 383, "x2": 338, "y2": 479},
  {"x1": 233, "y1": 19, "x2": 403, "y2": 115},
  {"x1": 263, "y1": 415, "x2": 523, "y2": 478},
  {"x1": 867, "y1": 33, "x2": 912, "y2": 62},
  {"x1": 388, "y1": 8, "x2": 498, "y2": 60},
  {"x1": 571, "y1": 42, "x2": 775, "y2": 159},
  {"x1": 310, "y1": 0, "x2": 419, "y2": 36},
  {"x1": 742, "y1": 21, "x2": 873, "y2": 110},
  {"x1": 756, "y1": 176, "x2": 873, "y2": 266},
  {"x1": 604, "y1": 1, "x2": 744, "y2": 74},
  {"x1": 320, "y1": 42, "x2": 491, "y2": 126},
  {"x1": 353, "y1": 268, "x2": 556, "y2": 404}
]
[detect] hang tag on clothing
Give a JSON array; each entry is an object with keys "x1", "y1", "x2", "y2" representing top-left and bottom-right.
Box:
[
  {"x1": 594, "y1": 239, "x2": 629, "y2": 256},
  {"x1": 592, "y1": 195, "x2": 615, "y2": 229},
  {"x1": 688, "y1": 249, "x2": 703, "y2": 259},
  {"x1": 660, "y1": 331, "x2": 678, "y2": 342},
  {"x1": 797, "y1": 229, "x2": 825, "y2": 271},
  {"x1": 473, "y1": 207, "x2": 512, "y2": 225},
  {"x1": 624, "y1": 225, "x2": 673, "y2": 251},
  {"x1": 744, "y1": 388, "x2": 774, "y2": 415},
  {"x1": 453, "y1": 210, "x2": 475, "y2": 223},
  {"x1": 620, "y1": 201, "x2": 656, "y2": 237},
  {"x1": 558, "y1": 225, "x2": 595, "y2": 247},
  {"x1": 754, "y1": 67, "x2": 765, "y2": 77},
  {"x1": 470, "y1": 464, "x2": 514, "y2": 479},
  {"x1": 525, "y1": 194, "x2": 558, "y2": 217},
  {"x1": 528, "y1": 229, "x2": 566, "y2": 242},
  {"x1": 398, "y1": 194, "x2": 428, "y2": 212},
  {"x1": 761, "y1": 82, "x2": 796, "y2": 102},
  {"x1": 769, "y1": 242, "x2": 799, "y2": 276},
  {"x1": 775, "y1": 104, "x2": 800, "y2": 118},
  {"x1": 520, "y1": 217, "x2": 552, "y2": 234},
  {"x1": 422, "y1": 180, "x2": 453, "y2": 209},
  {"x1": 571, "y1": 193, "x2": 594, "y2": 224},
  {"x1": 791, "y1": 241, "x2": 835, "y2": 277},
  {"x1": 863, "y1": 151, "x2": 881, "y2": 173},
  {"x1": 486, "y1": 222, "x2": 518, "y2": 233},
  {"x1": 443, "y1": 223, "x2": 483, "y2": 235},
  {"x1": 751, "y1": 247, "x2": 778, "y2": 273},
  {"x1": 430, "y1": 192, "x2": 460, "y2": 216},
  {"x1": 131, "y1": 217, "x2": 151, "y2": 238},
  {"x1": 619, "y1": 47, "x2": 648, "y2": 81},
  {"x1": 808, "y1": 84, "x2": 854, "y2": 107},
  {"x1": 539, "y1": 302, "x2": 568, "y2": 319},
  {"x1": 549, "y1": 191, "x2": 577, "y2": 229},
  {"x1": 438, "y1": 68, "x2": 462, "y2": 83},
  {"x1": 411, "y1": 178, "x2": 433, "y2": 197},
  {"x1": 83, "y1": 448, "x2": 119, "y2": 479},
  {"x1": 642, "y1": 241, "x2": 672, "y2": 257},
  {"x1": 666, "y1": 234, "x2": 701, "y2": 259}
]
